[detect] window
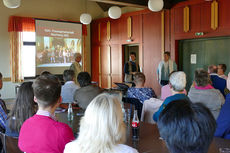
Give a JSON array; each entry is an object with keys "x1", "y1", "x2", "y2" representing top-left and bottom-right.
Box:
[{"x1": 21, "y1": 32, "x2": 36, "y2": 77}]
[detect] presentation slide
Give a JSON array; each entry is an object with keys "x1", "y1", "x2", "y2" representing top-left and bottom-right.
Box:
[{"x1": 35, "y1": 19, "x2": 82, "y2": 75}]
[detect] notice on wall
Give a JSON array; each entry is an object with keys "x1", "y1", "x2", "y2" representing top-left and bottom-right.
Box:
[{"x1": 191, "y1": 54, "x2": 197, "y2": 64}]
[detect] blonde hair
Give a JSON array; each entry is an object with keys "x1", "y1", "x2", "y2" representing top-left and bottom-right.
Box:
[{"x1": 72, "y1": 93, "x2": 126, "y2": 153}]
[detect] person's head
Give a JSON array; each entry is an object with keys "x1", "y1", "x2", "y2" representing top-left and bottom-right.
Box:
[
  {"x1": 40, "y1": 71, "x2": 51, "y2": 77},
  {"x1": 164, "y1": 51, "x2": 170, "y2": 62},
  {"x1": 217, "y1": 64, "x2": 227, "y2": 75},
  {"x1": 8, "y1": 81, "x2": 36, "y2": 132},
  {"x1": 74, "y1": 53, "x2": 82, "y2": 63},
  {"x1": 158, "y1": 100, "x2": 216, "y2": 153},
  {"x1": 208, "y1": 65, "x2": 217, "y2": 74},
  {"x1": 129, "y1": 52, "x2": 136, "y2": 62},
  {"x1": 63, "y1": 69, "x2": 75, "y2": 82},
  {"x1": 76, "y1": 93, "x2": 126, "y2": 153},
  {"x1": 134, "y1": 72, "x2": 145, "y2": 87},
  {"x1": 169, "y1": 71, "x2": 186, "y2": 92},
  {"x1": 195, "y1": 69, "x2": 210, "y2": 87},
  {"x1": 32, "y1": 74, "x2": 61, "y2": 108},
  {"x1": 0, "y1": 72, "x2": 2, "y2": 90},
  {"x1": 77, "y1": 72, "x2": 91, "y2": 87}
]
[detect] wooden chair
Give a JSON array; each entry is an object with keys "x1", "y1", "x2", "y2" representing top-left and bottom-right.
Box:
[{"x1": 0, "y1": 132, "x2": 22, "y2": 153}]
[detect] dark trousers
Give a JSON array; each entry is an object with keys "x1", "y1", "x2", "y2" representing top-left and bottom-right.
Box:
[{"x1": 160, "y1": 80, "x2": 169, "y2": 86}]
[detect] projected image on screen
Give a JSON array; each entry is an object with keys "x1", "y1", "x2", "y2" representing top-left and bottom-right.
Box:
[
  {"x1": 36, "y1": 37, "x2": 81, "y2": 65},
  {"x1": 35, "y1": 19, "x2": 82, "y2": 75}
]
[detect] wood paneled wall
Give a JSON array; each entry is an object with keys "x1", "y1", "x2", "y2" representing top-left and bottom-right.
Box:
[{"x1": 91, "y1": 0, "x2": 230, "y2": 96}]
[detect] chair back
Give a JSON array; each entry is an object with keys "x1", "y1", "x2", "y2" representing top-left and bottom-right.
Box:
[
  {"x1": 123, "y1": 97, "x2": 143, "y2": 119},
  {"x1": 0, "y1": 132, "x2": 22, "y2": 153}
]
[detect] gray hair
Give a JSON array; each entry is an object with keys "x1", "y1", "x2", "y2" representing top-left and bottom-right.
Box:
[
  {"x1": 134, "y1": 72, "x2": 145, "y2": 84},
  {"x1": 74, "y1": 53, "x2": 82, "y2": 59},
  {"x1": 169, "y1": 71, "x2": 186, "y2": 92},
  {"x1": 195, "y1": 69, "x2": 210, "y2": 87}
]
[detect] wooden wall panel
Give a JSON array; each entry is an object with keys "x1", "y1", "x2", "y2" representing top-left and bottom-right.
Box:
[
  {"x1": 143, "y1": 12, "x2": 162, "y2": 96},
  {"x1": 91, "y1": 45, "x2": 99, "y2": 83},
  {"x1": 201, "y1": 2, "x2": 211, "y2": 32},
  {"x1": 173, "y1": 7, "x2": 184, "y2": 34},
  {"x1": 91, "y1": 22, "x2": 99, "y2": 45},
  {"x1": 131, "y1": 15, "x2": 141, "y2": 43},
  {"x1": 110, "y1": 19, "x2": 120, "y2": 42},
  {"x1": 164, "y1": 10, "x2": 171, "y2": 52},
  {"x1": 119, "y1": 17, "x2": 128, "y2": 42},
  {"x1": 100, "y1": 20, "x2": 108, "y2": 43},
  {"x1": 100, "y1": 45, "x2": 111, "y2": 88},
  {"x1": 190, "y1": 4, "x2": 201, "y2": 32},
  {"x1": 218, "y1": 0, "x2": 230, "y2": 30}
]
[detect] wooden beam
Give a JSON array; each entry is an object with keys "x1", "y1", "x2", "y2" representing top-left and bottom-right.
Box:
[{"x1": 90, "y1": 0, "x2": 148, "y2": 8}]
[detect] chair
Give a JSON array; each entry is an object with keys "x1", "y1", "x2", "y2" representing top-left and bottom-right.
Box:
[
  {"x1": 0, "y1": 132, "x2": 22, "y2": 153},
  {"x1": 123, "y1": 97, "x2": 143, "y2": 119}
]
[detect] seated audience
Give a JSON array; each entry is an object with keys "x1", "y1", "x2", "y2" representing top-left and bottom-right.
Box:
[
  {"x1": 215, "y1": 75, "x2": 230, "y2": 139},
  {"x1": 208, "y1": 65, "x2": 226, "y2": 97},
  {"x1": 0, "y1": 72, "x2": 7, "y2": 132},
  {"x1": 217, "y1": 64, "x2": 227, "y2": 80},
  {"x1": 5, "y1": 82, "x2": 36, "y2": 137},
  {"x1": 18, "y1": 75, "x2": 74, "y2": 153},
  {"x1": 160, "y1": 71, "x2": 187, "y2": 101},
  {"x1": 0, "y1": 72, "x2": 8, "y2": 113},
  {"x1": 64, "y1": 93, "x2": 138, "y2": 153},
  {"x1": 61, "y1": 70, "x2": 79, "y2": 103},
  {"x1": 188, "y1": 69, "x2": 225, "y2": 119},
  {"x1": 153, "y1": 71, "x2": 188, "y2": 122},
  {"x1": 127, "y1": 72, "x2": 156, "y2": 104},
  {"x1": 157, "y1": 100, "x2": 216, "y2": 153},
  {"x1": 73, "y1": 72, "x2": 103, "y2": 109}
]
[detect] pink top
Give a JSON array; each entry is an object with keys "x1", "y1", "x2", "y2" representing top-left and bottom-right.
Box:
[
  {"x1": 227, "y1": 72, "x2": 230, "y2": 90},
  {"x1": 161, "y1": 84, "x2": 187, "y2": 101},
  {"x1": 18, "y1": 115, "x2": 75, "y2": 153},
  {"x1": 194, "y1": 84, "x2": 214, "y2": 90}
]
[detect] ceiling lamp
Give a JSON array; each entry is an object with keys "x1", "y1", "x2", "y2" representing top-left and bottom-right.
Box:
[
  {"x1": 108, "y1": 6, "x2": 122, "y2": 19},
  {"x1": 148, "y1": 0, "x2": 164, "y2": 12},
  {"x1": 3, "y1": 0, "x2": 21, "y2": 8},
  {"x1": 80, "y1": 13, "x2": 92, "y2": 25}
]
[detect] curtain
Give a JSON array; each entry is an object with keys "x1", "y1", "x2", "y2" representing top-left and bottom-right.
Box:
[{"x1": 8, "y1": 16, "x2": 35, "y2": 83}]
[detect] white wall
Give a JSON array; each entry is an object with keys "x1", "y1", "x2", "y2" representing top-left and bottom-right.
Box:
[{"x1": 0, "y1": 0, "x2": 104, "y2": 99}]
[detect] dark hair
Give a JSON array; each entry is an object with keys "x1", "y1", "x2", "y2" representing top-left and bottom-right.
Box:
[
  {"x1": 77, "y1": 72, "x2": 91, "y2": 87},
  {"x1": 218, "y1": 64, "x2": 227, "y2": 72},
  {"x1": 63, "y1": 69, "x2": 75, "y2": 82},
  {"x1": 8, "y1": 82, "x2": 36, "y2": 133},
  {"x1": 134, "y1": 72, "x2": 145, "y2": 84},
  {"x1": 164, "y1": 51, "x2": 170, "y2": 57},
  {"x1": 40, "y1": 71, "x2": 51, "y2": 76},
  {"x1": 33, "y1": 74, "x2": 61, "y2": 107},
  {"x1": 158, "y1": 100, "x2": 216, "y2": 153},
  {"x1": 195, "y1": 69, "x2": 210, "y2": 87},
  {"x1": 208, "y1": 65, "x2": 217, "y2": 73},
  {"x1": 130, "y1": 52, "x2": 136, "y2": 57},
  {"x1": 0, "y1": 72, "x2": 2, "y2": 79}
]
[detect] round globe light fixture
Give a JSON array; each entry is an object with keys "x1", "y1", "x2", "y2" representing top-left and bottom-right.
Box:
[
  {"x1": 108, "y1": 6, "x2": 122, "y2": 19},
  {"x1": 148, "y1": 0, "x2": 164, "y2": 12},
  {"x1": 3, "y1": 0, "x2": 21, "y2": 8},
  {"x1": 80, "y1": 13, "x2": 92, "y2": 25}
]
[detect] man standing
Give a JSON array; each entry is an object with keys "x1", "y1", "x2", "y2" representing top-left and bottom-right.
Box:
[
  {"x1": 157, "y1": 52, "x2": 177, "y2": 86},
  {"x1": 70, "y1": 53, "x2": 82, "y2": 85},
  {"x1": 124, "y1": 52, "x2": 140, "y2": 82}
]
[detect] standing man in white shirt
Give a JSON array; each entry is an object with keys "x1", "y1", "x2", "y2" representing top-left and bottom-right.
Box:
[
  {"x1": 157, "y1": 52, "x2": 177, "y2": 86},
  {"x1": 70, "y1": 53, "x2": 82, "y2": 85}
]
